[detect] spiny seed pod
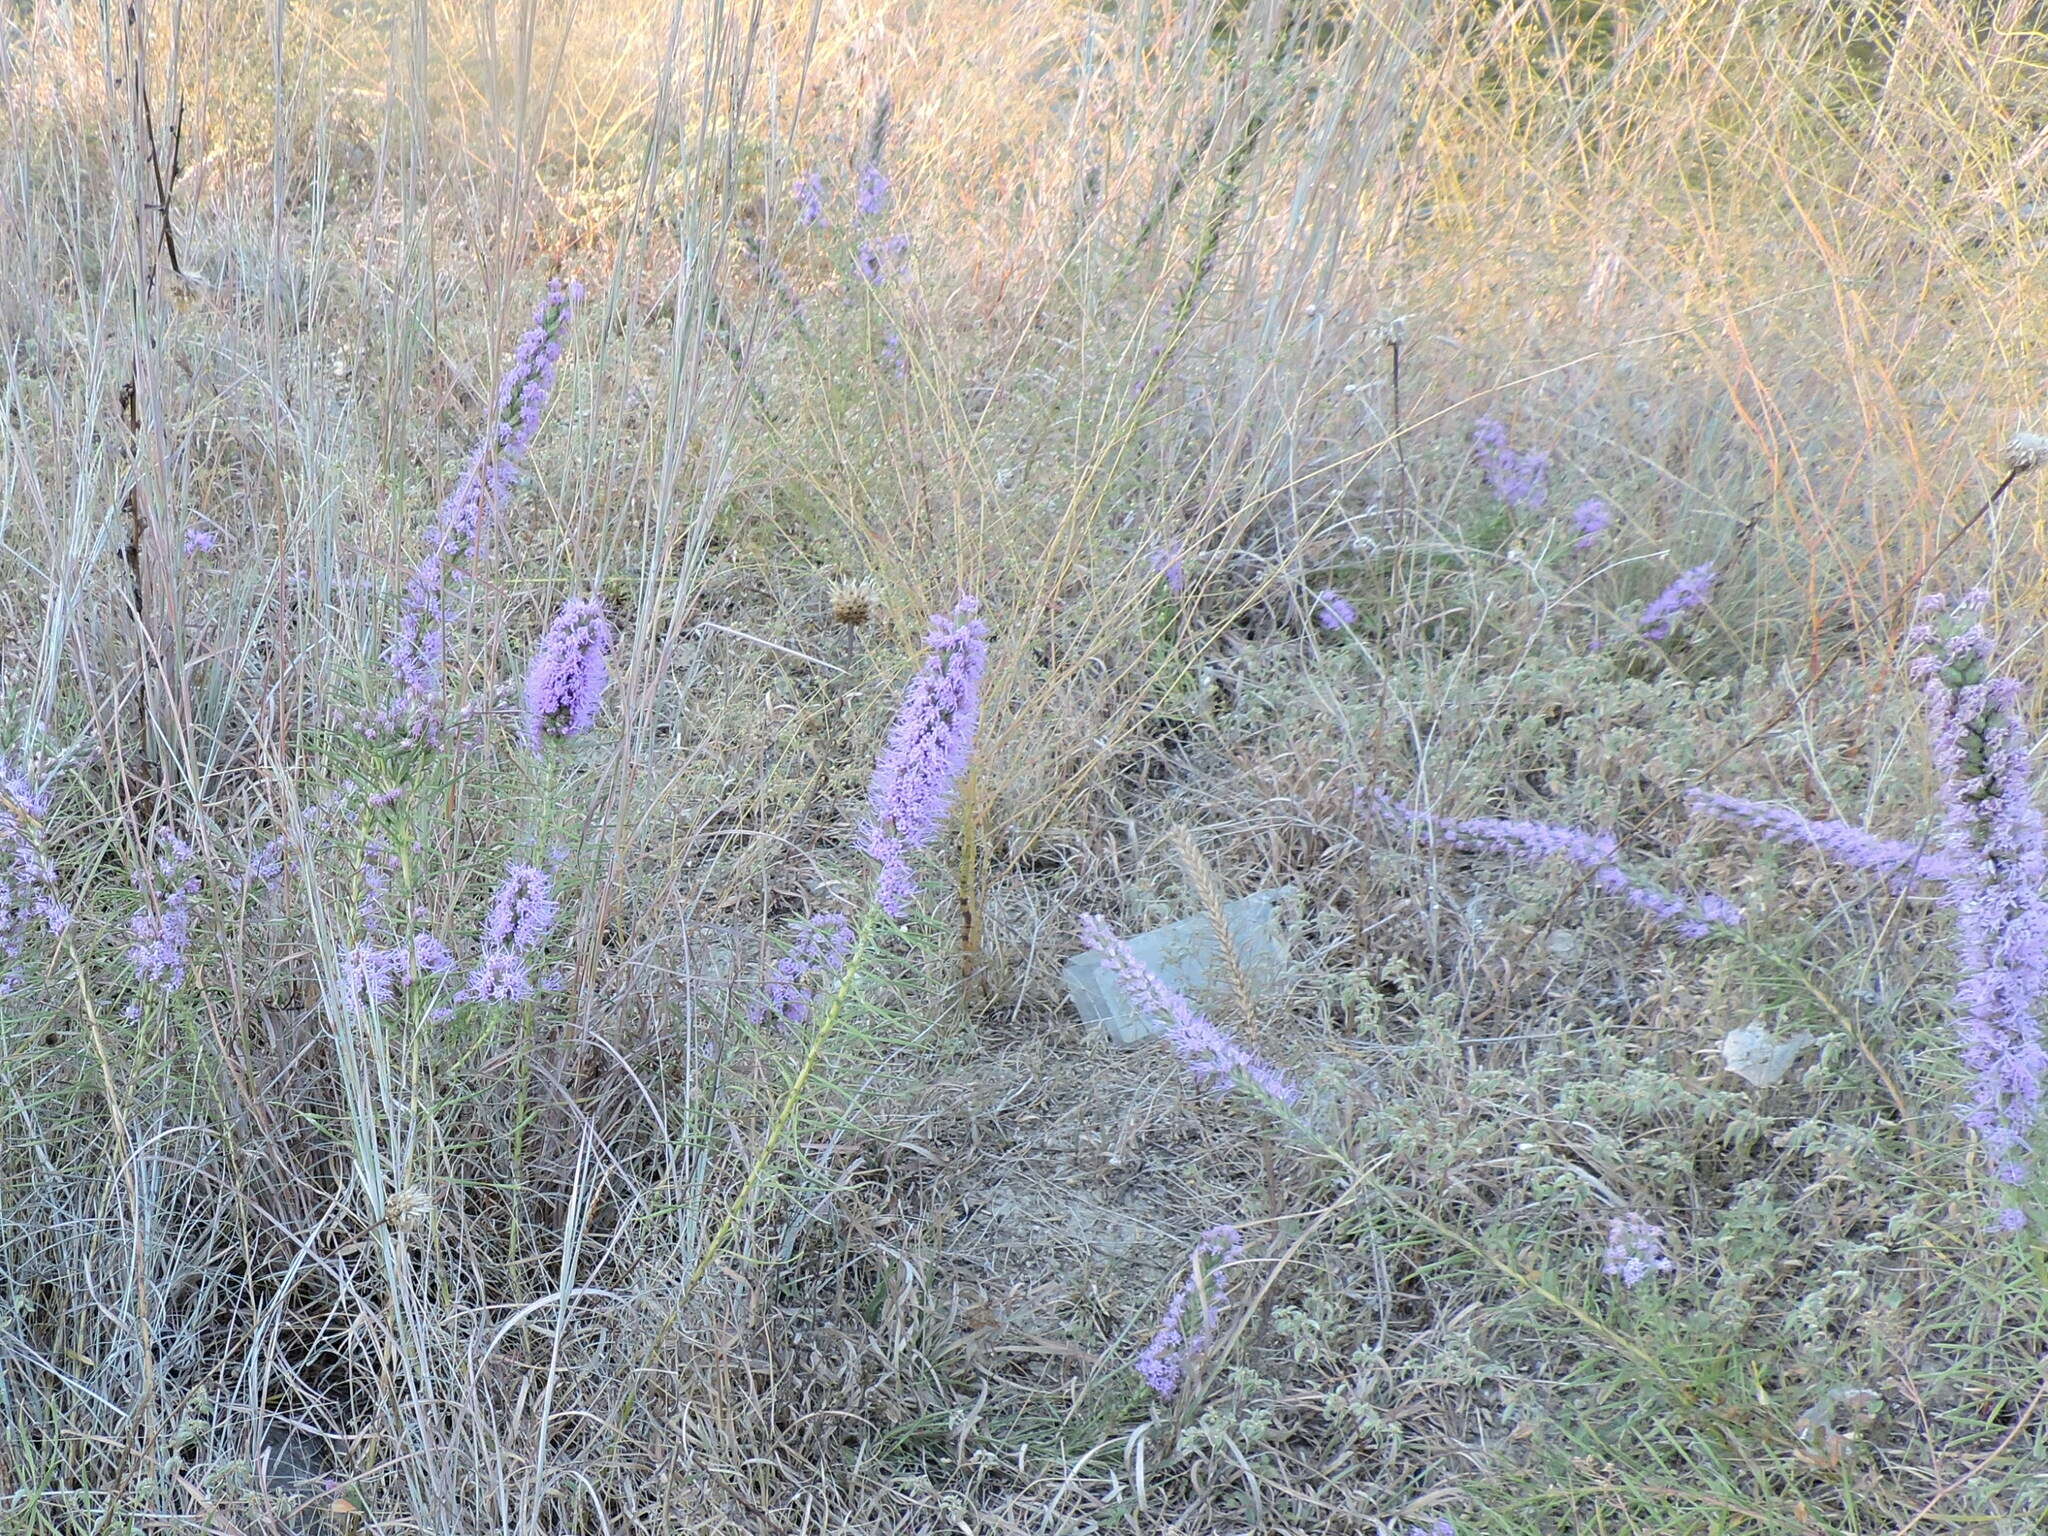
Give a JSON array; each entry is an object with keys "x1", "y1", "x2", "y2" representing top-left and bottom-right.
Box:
[
  {"x1": 828, "y1": 577, "x2": 881, "y2": 628},
  {"x1": 385, "y1": 1184, "x2": 435, "y2": 1234},
  {"x1": 2004, "y1": 432, "x2": 2048, "y2": 472}
]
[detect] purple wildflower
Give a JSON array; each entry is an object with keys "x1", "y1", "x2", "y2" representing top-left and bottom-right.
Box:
[
  {"x1": 855, "y1": 163, "x2": 892, "y2": 218},
  {"x1": 359, "y1": 837, "x2": 401, "y2": 925},
  {"x1": 1687, "y1": 790, "x2": 1956, "y2": 890},
  {"x1": 127, "y1": 836, "x2": 200, "y2": 993},
  {"x1": 243, "y1": 836, "x2": 292, "y2": 891},
  {"x1": 483, "y1": 863, "x2": 558, "y2": 953},
  {"x1": 1408, "y1": 1524, "x2": 1456, "y2": 1536},
  {"x1": 1134, "y1": 1225, "x2": 1245, "y2": 1396},
  {"x1": 1601, "y1": 1211, "x2": 1674, "y2": 1288},
  {"x1": 1570, "y1": 497, "x2": 1611, "y2": 550},
  {"x1": 245, "y1": 783, "x2": 365, "y2": 894},
  {"x1": 1909, "y1": 593, "x2": 2048, "y2": 1226},
  {"x1": 183, "y1": 528, "x2": 219, "y2": 556},
  {"x1": 387, "y1": 278, "x2": 580, "y2": 717},
  {"x1": 1314, "y1": 589, "x2": 1356, "y2": 630},
  {"x1": 792, "y1": 170, "x2": 827, "y2": 227},
  {"x1": 522, "y1": 597, "x2": 616, "y2": 750},
  {"x1": 406, "y1": 933, "x2": 455, "y2": 980},
  {"x1": 750, "y1": 911, "x2": 857, "y2": 1028},
  {"x1": 1148, "y1": 542, "x2": 1187, "y2": 595},
  {"x1": 344, "y1": 932, "x2": 456, "y2": 1008},
  {"x1": 1374, "y1": 794, "x2": 1740, "y2": 939},
  {"x1": 879, "y1": 331, "x2": 907, "y2": 380},
  {"x1": 456, "y1": 860, "x2": 559, "y2": 1008},
  {"x1": 1471, "y1": 416, "x2": 1550, "y2": 511},
  {"x1": 854, "y1": 233, "x2": 911, "y2": 286},
  {"x1": 1078, "y1": 915, "x2": 1299, "y2": 1104},
  {"x1": 1639, "y1": 564, "x2": 1717, "y2": 640},
  {"x1": 861, "y1": 596, "x2": 989, "y2": 917},
  {"x1": 0, "y1": 758, "x2": 68, "y2": 988},
  {"x1": 460, "y1": 949, "x2": 535, "y2": 1005}
]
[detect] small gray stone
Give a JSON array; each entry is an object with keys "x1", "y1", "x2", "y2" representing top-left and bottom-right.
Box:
[
  {"x1": 253, "y1": 1421, "x2": 338, "y2": 1535},
  {"x1": 1065, "y1": 887, "x2": 1296, "y2": 1046},
  {"x1": 1718, "y1": 1022, "x2": 1817, "y2": 1088}
]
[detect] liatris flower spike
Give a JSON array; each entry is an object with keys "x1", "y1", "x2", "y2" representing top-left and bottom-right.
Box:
[
  {"x1": 861, "y1": 595, "x2": 989, "y2": 918},
  {"x1": 457, "y1": 861, "x2": 563, "y2": 1006},
  {"x1": 460, "y1": 949, "x2": 536, "y2": 1005},
  {"x1": 1375, "y1": 794, "x2": 1740, "y2": 939},
  {"x1": 855, "y1": 163, "x2": 891, "y2": 218},
  {"x1": 389, "y1": 279, "x2": 580, "y2": 710},
  {"x1": 1078, "y1": 915, "x2": 1300, "y2": 1105},
  {"x1": 1471, "y1": 416, "x2": 1549, "y2": 510},
  {"x1": 1909, "y1": 592, "x2": 2048, "y2": 1230},
  {"x1": 0, "y1": 756, "x2": 69, "y2": 986},
  {"x1": 523, "y1": 598, "x2": 616, "y2": 750},
  {"x1": 1687, "y1": 790, "x2": 1956, "y2": 891},
  {"x1": 1601, "y1": 1211, "x2": 1674, "y2": 1288},
  {"x1": 1314, "y1": 590, "x2": 1356, "y2": 630},
  {"x1": 854, "y1": 233, "x2": 911, "y2": 285},
  {"x1": 1571, "y1": 497, "x2": 1612, "y2": 550},
  {"x1": 1134, "y1": 1225, "x2": 1245, "y2": 1396},
  {"x1": 1639, "y1": 564, "x2": 1716, "y2": 640},
  {"x1": 1148, "y1": 542, "x2": 1187, "y2": 595},
  {"x1": 127, "y1": 836, "x2": 201, "y2": 993},
  {"x1": 483, "y1": 863, "x2": 558, "y2": 953},
  {"x1": 792, "y1": 171, "x2": 827, "y2": 227},
  {"x1": 751, "y1": 911, "x2": 857, "y2": 1028},
  {"x1": 343, "y1": 933, "x2": 456, "y2": 1009}
]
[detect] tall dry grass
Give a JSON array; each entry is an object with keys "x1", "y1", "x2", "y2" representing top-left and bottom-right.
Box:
[{"x1": 4, "y1": 0, "x2": 2048, "y2": 1530}]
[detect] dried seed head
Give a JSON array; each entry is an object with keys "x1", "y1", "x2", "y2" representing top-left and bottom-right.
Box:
[
  {"x1": 385, "y1": 1184, "x2": 435, "y2": 1234},
  {"x1": 2004, "y1": 433, "x2": 2048, "y2": 472},
  {"x1": 828, "y1": 577, "x2": 881, "y2": 628}
]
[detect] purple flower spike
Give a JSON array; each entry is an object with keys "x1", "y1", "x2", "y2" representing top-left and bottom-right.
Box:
[
  {"x1": 1687, "y1": 790, "x2": 1956, "y2": 891},
  {"x1": 793, "y1": 170, "x2": 827, "y2": 227},
  {"x1": 1148, "y1": 542, "x2": 1187, "y2": 595},
  {"x1": 1640, "y1": 564, "x2": 1717, "y2": 640},
  {"x1": 1314, "y1": 589, "x2": 1356, "y2": 630},
  {"x1": 127, "y1": 836, "x2": 201, "y2": 993},
  {"x1": 1078, "y1": 916, "x2": 1299, "y2": 1105},
  {"x1": 1909, "y1": 594, "x2": 2048, "y2": 1216},
  {"x1": 1570, "y1": 497, "x2": 1611, "y2": 550},
  {"x1": 1134, "y1": 1225, "x2": 1245, "y2": 1396},
  {"x1": 855, "y1": 163, "x2": 891, "y2": 218},
  {"x1": 1602, "y1": 1211, "x2": 1674, "y2": 1288},
  {"x1": 344, "y1": 932, "x2": 456, "y2": 1008},
  {"x1": 854, "y1": 233, "x2": 911, "y2": 286},
  {"x1": 387, "y1": 279, "x2": 581, "y2": 723},
  {"x1": 0, "y1": 757, "x2": 68, "y2": 990},
  {"x1": 484, "y1": 863, "x2": 558, "y2": 953},
  {"x1": 1374, "y1": 793, "x2": 1740, "y2": 939},
  {"x1": 523, "y1": 598, "x2": 616, "y2": 750},
  {"x1": 750, "y1": 911, "x2": 856, "y2": 1028},
  {"x1": 460, "y1": 949, "x2": 535, "y2": 1005},
  {"x1": 1471, "y1": 416, "x2": 1550, "y2": 510},
  {"x1": 861, "y1": 596, "x2": 989, "y2": 917}
]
